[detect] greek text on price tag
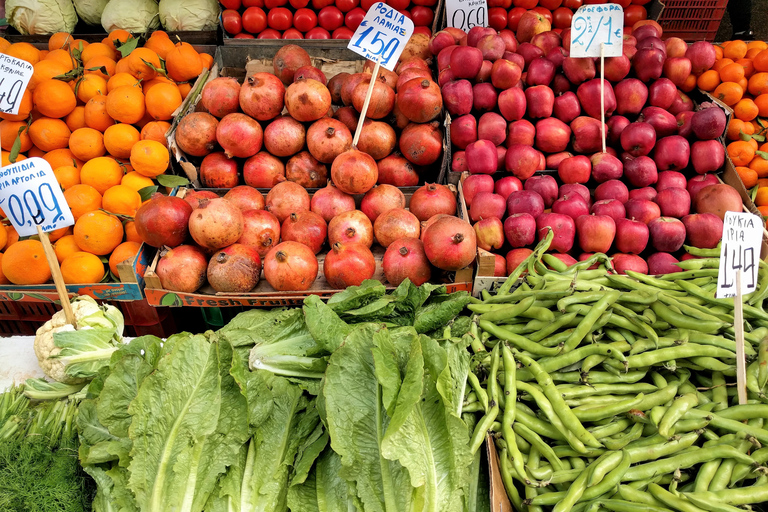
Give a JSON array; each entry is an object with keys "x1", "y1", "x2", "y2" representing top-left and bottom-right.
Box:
[
  {"x1": 717, "y1": 211, "x2": 764, "y2": 298},
  {"x1": 0, "y1": 54, "x2": 33, "y2": 116},
  {"x1": 348, "y1": 2, "x2": 414, "y2": 71},
  {"x1": 446, "y1": 0, "x2": 488, "y2": 34},
  {"x1": 569, "y1": 4, "x2": 624, "y2": 58},
  {"x1": 0, "y1": 157, "x2": 74, "y2": 237}
]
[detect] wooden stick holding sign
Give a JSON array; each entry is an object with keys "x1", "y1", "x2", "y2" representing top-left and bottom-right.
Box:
[
  {"x1": 734, "y1": 269, "x2": 747, "y2": 404},
  {"x1": 36, "y1": 226, "x2": 76, "y2": 326},
  {"x1": 600, "y1": 43, "x2": 606, "y2": 153},
  {"x1": 352, "y1": 60, "x2": 381, "y2": 147}
]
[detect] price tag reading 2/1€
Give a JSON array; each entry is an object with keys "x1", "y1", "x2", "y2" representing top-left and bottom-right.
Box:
[
  {"x1": 446, "y1": 0, "x2": 488, "y2": 34},
  {"x1": 0, "y1": 53, "x2": 33, "y2": 116},
  {"x1": 348, "y1": 2, "x2": 414, "y2": 72},
  {"x1": 0, "y1": 157, "x2": 74, "y2": 237},
  {"x1": 569, "y1": 4, "x2": 624, "y2": 58},
  {"x1": 717, "y1": 211, "x2": 764, "y2": 299}
]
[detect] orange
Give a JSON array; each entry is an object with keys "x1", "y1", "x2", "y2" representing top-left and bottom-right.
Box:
[
  {"x1": 5, "y1": 43, "x2": 40, "y2": 65},
  {"x1": 48, "y1": 32, "x2": 72, "y2": 51},
  {"x1": 738, "y1": 77, "x2": 749, "y2": 92},
  {"x1": 713, "y1": 58, "x2": 735, "y2": 73},
  {"x1": 84, "y1": 95, "x2": 116, "y2": 132},
  {"x1": 44, "y1": 148, "x2": 84, "y2": 170},
  {"x1": 54, "y1": 165, "x2": 80, "y2": 190},
  {"x1": 114, "y1": 58, "x2": 130, "y2": 75},
  {"x1": 68, "y1": 40, "x2": 89, "y2": 56},
  {"x1": 0, "y1": 225, "x2": 7, "y2": 252},
  {"x1": 0, "y1": 89, "x2": 32, "y2": 122},
  {"x1": 697, "y1": 70, "x2": 720, "y2": 92},
  {"x1": 102, "y1": 184, "x2": 142, "y2": 216},
  {"x1": 1, "y1": 151, "x2": 25, "y2": 166},
  {"x1": 737, "y1": 58, "x2": 755, "y2": 78},
  {"x1": 749, "y1": 73, "x2": 768, "y2": 96},
  {"x1": 108, "y1": 241, "x2": 140, "y2": 276},
  {"x1": 756, "y1": 94, "x2": 768, "y2": 117},
  {"x1": 734, "y1": 98, "x2": 759, "y2": 122},
  {"x1": 47, "y1": 225, "x2": 71, "y2": 243},
  {"x1": 748, "y1": 48, "x2": 762, "y2": 59},
  {"x1": 724, "y1": 40, "x2": 748, "y2": 60},
  {"x1": 123, "y1": 220, "x2": 142, "y2": 243},
  {"x1": 0, "y1": 255, "x2": 8, "y2": 285},
  {"x1": 749, "y1": 155, "x2": 768, "y2": 177},
  {"x1": 28, "y1": 147, "x2": 45, "y2": 159},
  {"x1": 69, "y1": 127, "x2": 106, "y2": 161},
  {"x1": 65, "y1": 106, "x2": 87, "y2": 131},
  {"x1": 144, "y1": 32, "x2": 176, "y2": 60},
  {"x1": 44, "y1": 49, "x2": 75, "y2": 71},
  {"x1": 142, "y1": 76, "x2": 176, "y2": 93},
  {"x1": 199, "y1": 53, "x2": 214, "y2": 71},
  {"x1": 76, "y1": 74, "x2": 108, "y2": 104},
  {"x1": 74, "y1": 210, "x2": 124, "y2": 255},
  {"x1": 130, "y1": 140, "x2": 169, "y2": 177},
  {"x1": 104, "y1": 124, "x2": 140, "y2": 159},
  {"x1": 145, "y1": 83, "x2": 182, "y2": 121},
  {"x1": 0, "y1": 120, "x2": 32, "y2": 152},
  {"x1": 755, "y1": 187, "x2": 768, "y2": 206},
  {"x1": 121, "y1": 171, "x2": 154, "y2": 192},
  {"x1": 0, "y1": 37, "x2": 8, "y2": 54},
  {"x1": 107, "y1": 72, "x2": 141, "y2": 92},
  {"x1": 750, "y1": 41, "x2": 768, "y2": 51},
  {"x1": 104, "y1": 30, "x2": 133, "y2": 53},
  {"x1": 713, "y1": 82, "x2": 744, "y2": 106},
  {"x1": 28, "y1": 118, "x2": 71, "y2": 152},
  {"x1": 106, "y1": 85, "x2": 146, "y2": 125},
  {"x1": 165, "y1": 43, "x2": 203, "y2": 83},
  {"x1": 727, "y1": 119, "x2": 752, "y2": 140},
  {"x1": 63, "y1": 184, "x2": 102, "y2": 220},
  {"x1": 81, "y1": 43, "x2": 116, "y2": 64},
  {"x1": 177, "y1": 83, "x2": 192, "y2": 100},
  {"x1": 126, "y1": 48, "x2": 161, "y2": 81},
  {"x1": 33, "y1": 79, "x2": 77, "y2": 119},
  {"x1": 3, "y1": 224, "x2": 19, "y2": 250},
  {"x1": 61, "y1": 251, "x2": 105, "y2": 284},
  {"x1": 1, "y1": 240, "x2": 51, "y2": 285},
  {"x1": 134, "y1": 110, "x2": 155, "y2": 130},
  {"x1": 84, "y1": 56, "x2": 117, "y2": 81},
  {"x1": 728, "y1": 140, "x2": 756, "y2": 166},
  {"x1": 80, "y1": 156, "x2": 124, "y2": 194},
  {"x1": 29, "y1": 60, "x2": 69, "y2": 91},
  {"x1": 754, "y1": 49, "x2": 768, "y2": 72},
  {"x1": 759, "y1": 205, "x2": 768, "y2": 217},
  {"x1": 736, "y1": 166, "x2": 759, "y2": 188},
  {"x1": 679, "y1": 75, "x2": 696, "y2": 93},
  {"x1": 140, "y1": 121, "x2": 171, "y2": 146},
  {"x1": 719, "y1": 62, "x2": 746, "y2": 84}
]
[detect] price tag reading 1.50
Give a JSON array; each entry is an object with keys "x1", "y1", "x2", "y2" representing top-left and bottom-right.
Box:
[
  {"x1": 569, "y1": 4, "x2": 624, "y2": 58},
  {"x1": 446, "y1": 0, "x2": 488, "y2": 33},
  {"x1": 348, "y1": 2, "x2": 414, "y2": 71}
]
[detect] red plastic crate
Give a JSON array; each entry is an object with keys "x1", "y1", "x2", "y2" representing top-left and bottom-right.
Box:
[
  {"x1": 0, "y1": 301, "x2": 60, "y2": 336},
  {"x1": 118, "y1": 300, "x2": 177, "y2": 339},
  {"x1": 658, "y1": 0, "x2": 729, "y2": 42}
]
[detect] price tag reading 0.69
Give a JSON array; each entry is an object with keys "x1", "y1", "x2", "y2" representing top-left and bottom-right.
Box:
[
  {"x1": 447, "y1": 0, "x2": 487, "y2": 33},
  {"x1": 348, "y1": 2, "x2": 415, "y2": 71}
]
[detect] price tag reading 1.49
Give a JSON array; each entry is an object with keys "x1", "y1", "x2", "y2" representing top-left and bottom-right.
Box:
[
  {"x1": 348, "y1": 2, "x2": 414, "y2": 71},
  {"x1": 446, "y1": 0, "x2": 488, "y2": 34},
  {"x1": 0, "y1": 53, "x2": 33, "y2": 116},
  {"x1": 0, "y1": 157, "x2": 74, "y2": 237},
  {"x1": 717, "y1": 211, "x2": 764, "y2": 299},
  {"x1": 569, "y1": 4, "x2": 624, "y2": 58}
]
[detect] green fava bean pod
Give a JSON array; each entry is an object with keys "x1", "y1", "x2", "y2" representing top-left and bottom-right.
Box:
[{"x1": 658, "y1": 393, "x2": 699, "y2": 437}]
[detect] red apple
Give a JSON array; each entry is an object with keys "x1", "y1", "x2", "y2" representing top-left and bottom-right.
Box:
[
  {"x1": 648, "y1": 252, "x2": 681, "y2": 275},
  {"x1": 443, "y1": 80, "x2": 473, "y2": 117},
  {"x1": 669, "y1": 91, "x2": 694, "y2": 115},
  {"x1": 451, "y1": 46, "x2": 484, "y2": 79},
  {"x1": 553, "y1": 194, "x2": 590, "y2": 221},
  {"x1": 691, "y1": 140, "x2": 725, "y2": 175},
  {"x1": 491, "y1": 59, "x2": 523, "y2": 90},
  {"x1": 590, "y1": 152, "x2": 623, "y2": 183},
  {"x1": 663, "y1": 57, "x2": 692, "y2": 87},
  {"x1": 665, "y1": 37, "x2": 688, "y2": 58},
  {"x1": 607, "y1": 115, "x2": 630, "y2": 146},
  {"x1": 691, "y1": 105, "x2": 727, "y2": 140},
  {"x1": 693, "y1": 184, "x2": 743, "y2": 220},
  {"x1": 615, "y1": 217, "x2": 649, "y2": 254},
  {"x1": 559, "y1": 183, "x2": 591, "y2": 204},
  {"x1": 505, "y1": 144, "x2": 541, "y2": 180},
  {"x1": 625, "y1": 198, "x2": 661, "y2": 225},
  {"x1": 518, "y1": 11, "x2": 552, "y2": 43},
  {"x1": 648, "y1": 78, "x2": 677, "y2": 109},
  {"x1": 687, "y1": 173, "x2": 720, "y2": 201},
  {"x1": 621, "y1": 122, "x2": 656, "y2": 157},
  {"x1": 478, "y1": 112, "x2": 507, "y2": 146},
  {"x1": 469, "y1": 192, "x2": 506, "y2": 222},
  {"x1": 462, "y1": 174, "x2": 495, "y2": 207},
  {"x1": 558, "y1": 155, "x2": 591, "y2": 184},
  {"x1": 477, "y1": 34, "x2": 506, "y2": 61},
  {"x1": 685, "y1": 41, "x2": 717, "y2": 74},
  {"x1": 532, "y1": 31, "x2": 562, "y2": 55},
  {"x1": 499, "y1": 87, "x2": 527, "y2": 121},
  {"x1": 499, "y1": 29, "x2": 519, "y2": 52},
  {"x1": 507, "y1": 248, "x2": 533, "y2": 273},
  {"x1": 536, "y1": 212, "x2": 576, "y2": 253},
  {"x1": 504, "y1": 212, "x2": 537, "y2": 247},
  {"x1": 467, "y1": 26, "x2": 496, "y2": 46},
  {"x1": 517, "y1": 43, "x2": 545, "y2": 67},
  {"x1": 525, "y1": 174, "x2": 559, "y2": 207},
  {"x1": 591, "y1": 199, "x2": 626, "y2": 223},
  {"x1": 654, "y1": 136, "x2": 690, "y2": 172},
  {"x1": 682, "y1": 212, "x2": 725, "y2": 248},
  {"x1": 676, "y1": 111, "x2": 696, "y2": 139},
  {"x1": 657, "y1": 170, "x2": 687, "y2": 191},
  {"x1": 526, "y1": 85, "x2": 555, "y2": 118},
  {"x1": 535, "y1": 117, "x2": 571, "y2": 153},
  {"x1": 474, "y1": 82, "x2": 499, "y2": 112},
  {"x1": 553, "y1": 91, "x2": 581, "y2": 123},
  {"x1": 546, "y1": 151, "x2": 573, "y2": 170},
  {"x1": 562, "y1": 57, "x2": 596, "y2": 84},
  {"x1": 546, "y1": 47, "x2": 568, "y2": 69},
  {"x1": 526, "y1": 57, "x2": 556, "y2": 86},
  {"x1": 641, "y1": 106, "x2": 678, "y2": 138},
  {"x1": 450, "y1": 114, "x2": 477, "y2": 149},
  {"x1": 552, "y1": 73, "x2": 571, "y2": 95},
  {"x1": 621, "y1": 155, "x2": 657, "y2": 188},
  {"x1": 496, "y1": 146, "x2": 508, "y2": 172},
  {"x1": 595, "y1": 179, "x2": 629, "y2": 203},
  {"x1": 506, "y1": 119, "x2": 536, "y2": 147},
  {"x1": 493, "y1": 253, "x2": 507, "y2": 277},
  {"x1": 613, "y1": 253, "x2": 649, "y2": 274},
  {"x1": 577, "y1": 214, "x2": 616, "y2": 253},
  {"x1": 474, "y1": 217, "x2": 505, "y2": 251},
  {"x1": 507, "y1": 189, "x2": 545, "y2": 218},
  {"x1": 602, "y1": 54, "x2": 631, "y2": 81},
  {"x1": 633, "y1": 48, "x2": 665, "y2": 82},
  {"x1": 649, "y1": 216, "x2": 686, "y2": 252},
  {"x1": 571, "y1": 117, "x2": 607, "y2": 154},
  {"x1": 577, "y1": 78, "x2": 616, "y2": 119},
  {"x1": 466, "y1": 140, "x2": 498, "y2": 175},
  {"x1": 494, "y1": 176, "x2": 523, "y2": 200},
  {"x1": 655, "y1": 187, "x2": 691, "y2": 218},
  {"x1": 629, "y1": 186, "x2": 658, "y2": 202},
  {"x1": 615, "y1": 78, "x2": 648, "y2": 116}
]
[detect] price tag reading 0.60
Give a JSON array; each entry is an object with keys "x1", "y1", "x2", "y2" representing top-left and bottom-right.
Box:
[{"x1": 348, "y1": 2, "x2": 414, "y2": 71}]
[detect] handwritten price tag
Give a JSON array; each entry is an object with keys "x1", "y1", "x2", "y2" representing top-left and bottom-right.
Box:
[
  {"x1": 0, "y1": 157, "x2": 74, "y2": 237},
  {"x1": 569, "y1": 4, "x2": 624, "y2": 58},
  {"x1": 717, "y1": 211, "x2": 764, "y2": 299},
  {"x1": 446, "y1": 0, "x2": 488, "y2": 33},
  {"x1": 0, "y1": 54, "x2": 33, "y2": 116},
  {"x1": 348, "y1": 2, "x2": 414, "y2": 71}
]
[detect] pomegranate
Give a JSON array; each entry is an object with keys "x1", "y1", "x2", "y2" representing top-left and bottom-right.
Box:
[
  {"x1": 341, "y1": 73, "x2": 371, "y2": 106},
  {"x1": 223, "y1": 186, "x2": 265, "y2": 212},
  {"x1": 360, "y1": 184, "x2": 406, "y2": 222},
  {"x1": 422, "y1": 216, "x2": 477, "y2": 271},
  {"x1": 207, "y1": 244, "x2": 262, "y2": 293},
  {"x1": 377, "y1": 154, "x2": 420, "y2": 187},
  {"x1": 328, "y1": 210, "x2": 374, "y2": 247},
  {"x1": 273, "y1": 44, "x2": 312, "y2": 85},
  {"x1": 363, "y1": 60, "x2": 399, "y2": 88},
  {"x1": 240, "y1": 73, "x2": 285, "y2": 121},
  {"x1": 135, "y1": 193, "x2": 192, "y2": 248},
  {"x1": 175, "y1": 112, "x2": 218, "y2": 157},
  {"x1": 327, "y1": 72, "x2": 349, "y2": 104},
  {"x1": 392, "y1": 102, "x2": 410, "y2": 130},
  {"x1": 306, "y1": 118, "x2": 352, "y2": 163},
  {"x1": 264, "y1": 241, "x2": 318, "y2": 291},
  {"x1": 294, "y1": 65, "x2": 327, "y2": 85},
  {"x1": 352, "y1": 79, "x2": 395, "y2": 119},
  {"x1": 357, "y1": 120, "x2": 396, "y2": 160},
  {"x1": 331, "y1": 149, "x2": 378, "y2": 195},
  {"x1": 396, "y1": 78, "x2": 443, "y2": 123},
  {"x1": 156, "y1": 245, "x2": 208, "y2": 293},
  {"x1": 238, "y1": 209, "x2": 281, "y2": 258},
  {"x1": 243, "y1": 152, "x2": 285, "y2": 188},
  {"x1": 374, "y1": 208, "x2": 420, "y2": 247},
  {"x1": 286, "y1": 152, "x2": 328, "y2": 188},
  {"x1": 333, "y1": 106, "x2": 359, "y2": 133},
  {"x1": 201, "y1": 77, "x2": 240, "y2": 118},
  {"x1": 409, "y1": 183, "x2": 457, "y2": 222},
  {"x1": 200, "y1": 152, "x2": 239, "y2": 188},
  {"x1": 216, "y1": 113, "x2": 263, "y2": 159},
  {"x1": 399, "y1": 122, "x2": 443, "y2": 166},
  {"x1": 281, "y1": 211, "x2": 327, "y2": 254},
  {"x1": 263, "y1": 116, "x2": 306, "y2": 157},
  {"x1": 285, "y1": 79, "x2": 332, "y2": 122},
  {"x1": 397, "y1": 67, "x2": 432, "y2": 90},
  {"x1": 421, "y1": 214, "x2": 451, "y2": 241},
  {"x1": 184, "y1": 190, "x2": 219, "y2": 210},
  {"x1": 310, "y1": 183, "x2": 356, "y2": 222},
  {"x1": 383, "y1": 238, "x2": 432, "y2": 286},
  {"x1": 265, "y1": 181, "x2": 311, "y2": 223},
  {"x1": 323, "y1": 242, "x2": 376, "y2": 289}
]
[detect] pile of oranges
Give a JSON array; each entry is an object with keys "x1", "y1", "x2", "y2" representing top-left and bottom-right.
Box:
[{"x1": 0, "y1": 30, "x2": 211, "y2": 286}]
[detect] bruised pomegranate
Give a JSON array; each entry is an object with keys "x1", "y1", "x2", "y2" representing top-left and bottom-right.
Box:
[
  {"x1": 223, "y1": 186, "x2": 265, "y2": 211},
  {"x1": 399, "y1": 122, "x2": 443, "y2": 166},
  {"x1": 328, "y1": 210, "x2": 374, "y2": 247},
  {"x1": 200, "y1": 152, "x2": 239, "y2": 188},
  {"x1": 156, "y1": 244, "x2": 208, "y2": 293},
  {"x1": 265, "y1": 181, "x2": 311, "y2": 222},
  {"x1": 286, "y1": 152, "x2": 328, "y2": 188},
  {"x1": 422, "y1": 216, "x2": 477, "y2": 271},
  {"x1": 352, "y1": 79, "x2": 395, "y2": 119},
  {"x1": 201, "y1": 77, "x2": 240, "y2": 118},
  {"x1": 327, "y1": 72, "x2": 349, "y2": 104},
  {"x1": 357, "y1": 120, "x2": 396, "y2": 160},
  {"x1": 207, "y1": 244, "x2": 262, "y2": 293},
  {"x1": 238, "y1": 209, "x2": 281, "y2": 258},
  {"x1": 175, "y1": 112, "x2": 218, "y2": 157},
  {"x1": 331, "y1": 149, "x2": 378, "y2": 195},
  {"x1": 383, "y1": 238, "x2": 432, "y2": 286},
  {"x1": 310, "y1": 183, "x2": 356, "y2": 222},
  {"x1": 294, "y1": 65, "x2": 327, "y2": 85},
  {"x1": 360, "y1": 184, "x2": 406, "y2": 222},
  {"x1": 307, "y1": 118, "x2": 352, "y2": 163},
  {"x1": 377, "y1": 154, "x2": 420, "y2": 186},
  {"x1": 273, "y1": 44, "x2": 312, "y2": 85},
  {"x1": 240, "y1": 73, "x2": 285, "y2": 121},
  {"x1": 189, "y1": 198, "x2": 244, "y2": 250},
  {"x1": 244, "y1": 152, "x2": 285, "y2": 188},
  {"x1": 285, "y1": 79, "x2": 332, "y2": 122},
  {"x1": 264, "y1": 116, "x2": 306, "y2": 157},
  {"x1": 421, "y1": 213, "x2": 451, "y2": 241},
  {"x1": 409, "y1": 183, "x2": 457, "y2": 221},
  {"x1": 374, "y1": 208, "x2": 420, "y2": 247},
  {"x1": 264, "y1": 241, "x2": 318, "y2": 291},
  {"x1": 184, "y1": 190, "x2": 219, "y2": 210},
  {"x1": 281, "y1": 211, "x2": 327, "y2": 254},
  {"x1": 323, "y1": 242, "x2": 376, "y2": 289},
  {"x1": 341, "y1": 73, "x2": 371, "y2": 106},
  {"x1": 216, "y1": 113, "x2": 263, "y2": 158},
  {"x1": 333, "y1": 106, "x2": 359, "y2": 133},
  {"x1": 135, "y1": 193, "x2": 192, "y2": 248},
  {"x1": 396, "y1": 78, "x2": 443, "y2": 123}
]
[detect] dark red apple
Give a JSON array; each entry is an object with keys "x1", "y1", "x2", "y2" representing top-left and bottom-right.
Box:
[
  {"x1": 474, "y1": 82, "x2": 499, "y2": 112},
  {"x1": 504, "y1": 212, "x2": 537, "y2": 247},
  {"x1": 595, "y1": 179, "x2": 629, "y2": 203},
  {"x1": 507, "y1": 248, "x2": 534, "y2": 273},
  {"x1": 526, "y1": 57, "x2": 556, "y2": 86},
  {"x1": 648, "y1": 78, "x2": 677, "y2": 109},
  {"x1": 577, "y1": 78, "x2": 616, "y2": 119},
  {"x1": 655, "y1": 187, "x2": 691, "y2": 218},
  {"x1": 654, "y1": 136, "x2": 690, "y2": 172},
  {"x1": 682, "y1": 212, "x2": 725, "y2": 248},
  {"x1": 507, "y1": 189, "x2": 545, "y2": 218},
  {"x1": 559, "y1": 183, "x2": 591, "y2": 205},
  {"x1": 691, "y1": 105, "x2": 727, "y2": 140},
  {"x1": 613, "y1": 253, "x2": 649, "y2": 274},
  {"x1": 450, "y1": 114, "x2": 477, "y2": 149},
  {"x1": 615, "y1": 78, "x2": 648, "y2": 116},
  {"x1": 553, "y1": 194, "x2": 590, "y2": 221},
  {"x1": 577, "y1": 214, "x2": 616, "y2": 253},
  {"x1": 685, "y1": 41, "x2": 717, "y2": 74},
  {"x1": 626, "y1": 198, "x2": 661, "y2": 225},
  {"x1": 615, "y1": 217, "x2": 649, "y2": 254},
  {"x1": 621, "y1": 122, "x2": 656, "y2": 157},
  {"x1": 591, "y1": 199, "x2": 626, "y2": 223},
  {"x1": 536, "y1": 212, "x2": 576, "y2": 253},
  {"x1": 607, "y1": 115, "x2": 630, "y2": 146},
  {"x1": 590, "y1": 152, "x2": 623, "y2": 183},
  {"x1": 647, "y1": 252, "x2": 681, "y2": 275},
  {"x1": 657, "y1": 170, "x2": 687, "y2": 191},
  {"x1": 553, "y1": 91, "x2": 581, "y2": 123},
  {"x1": 669, "y1": 91, "x2": 695, "y2": 116},
  {"x1": 641, "y1": 106, "x2": 678, "y2": 138},
  {"x1": 633, "y1": 48, "x2": 665, "y2": 82},
  {"x1": 687, "y1": 173, "x2": 720, "y2": 201},
  {"x1": 469, "y1": 192, "x2": 506, "y2": 222},
  {"x1": 525, "y1": 174, "x2": 559, "y2": 207},
  {"x1": 463, "y1": 174, "x2": 495, "y2": 207},
  {"x1": 629, "y1": 187, "x2": 658, "y2": 202},
  {"x1": 649, "y1": 216, "x2": 686, "y2": 252},
  {"x1": 677, "y1": 111, "x2": 697, "y2": 139},
  {"x1": 691, "y1": 140, "x2": 726, "y2": 174},
  {"x1": 562, "y1": 57, "x2": 596, "y2": 84}
]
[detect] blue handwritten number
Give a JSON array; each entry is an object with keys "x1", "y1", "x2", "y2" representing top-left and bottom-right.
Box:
[
  {"x1": 23, "y1": 190, "x2": 43, "y2": 225},
  {"x1": 604, "y1": 16, "x2": 613, "y2": 45},
  {"x1": 8, "y1": 195, "x2": 23, "y2": 227},
  {"x1": 352, "y1": 26, "x2": 374, "y2": 49},
  {"x1": 572, "y1": 16, "x2": 587, "y2": 46},
  {"x1": 369, "y1": 31, "x2": 386, "y2": 55},
  {"x1": 585, "y1": 16, "x2": 604, "y2": 52},
  {"x1": 381, "y1": 38, "x2": 400, "y2": 66},
  {"x1": 39, "y1": 182, "x2": 65, "y2": 223}
]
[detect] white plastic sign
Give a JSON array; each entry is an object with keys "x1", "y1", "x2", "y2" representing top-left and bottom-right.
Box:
[
  {"x1": 0, "y1": 54, "x2": 33, "y2": 116},
  {"x1": 348, "y1": 2, "x2": 414, "y2": 71},
  {"x1": 446, "y1": 0, "x2": 488, "y2": 33},
  {"x1": 569, "y1": 4, "x2": 624, "y2": 58},
  {"x1": 717, "y1": 211, "x2": 764, "y2": 299},
  {"x1": 0, "y1": 157, "x2": 74, "y2": 237}
]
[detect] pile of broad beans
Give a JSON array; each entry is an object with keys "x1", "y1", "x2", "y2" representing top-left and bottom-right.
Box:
[{"x1": 465, "y1": 230, "x2": 768, "y2": 512}]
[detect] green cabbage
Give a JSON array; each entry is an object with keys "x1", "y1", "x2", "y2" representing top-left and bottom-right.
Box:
[
  {"x1": 158, "y1": 0, "x2": 219, "y2": 31},
  {"x1": 100, "y1": 0, "x2": 160, "y2": 33},
  {"x1": 73, "y1": 0, "x2": 108, "y2": 25},
  {"x1": 5, "y1": 0, "x2": 78, "y2": 35}
]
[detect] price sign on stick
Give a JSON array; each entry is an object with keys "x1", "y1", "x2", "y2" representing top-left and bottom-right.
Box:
[
  {"x1": 569, "y1": 4, "x2": 624, "y2": 58},
  {"x1": 717, "y1": 211, "x2": 763, "y2": 299},
  {"x1": 0, "y1": 54, "x2": 33, "y2": 116},
  {"x1": 348, "y1": 2, "x2": 414, "y2": 72},
  {"x1": 0, "y1": 157, "x2": 74, "y2": 237},
  {"x1": 446, "y1": 0, "x2": 488, "y2": 33}
]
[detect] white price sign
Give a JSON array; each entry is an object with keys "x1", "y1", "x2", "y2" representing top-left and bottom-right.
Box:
[
  {"x1": 0, "y1": 157, "x2": 74, "y2": 237},
  {"x1": 348, "y1": 2, "x2": 414, "y2": 71},
  {"x1": 716, "y1": 211, "x2": 764, "y2": 299},
  {"x1": 446, "y1": 0, "x2": 488, "y2": 33},
  {"x1": 0, "y1": 53, "x2": 33, "y2": 116},
  {"x1": 569, "y1": 4, "x2": 624, "y2": 58}
]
